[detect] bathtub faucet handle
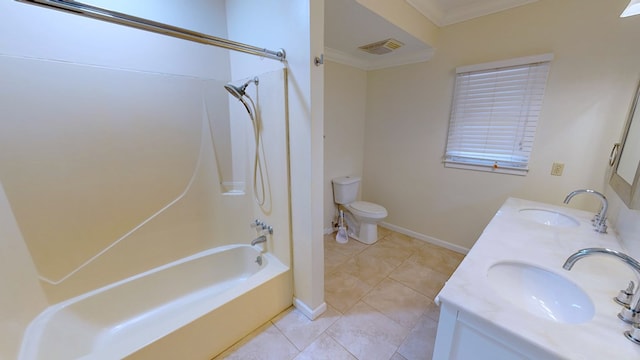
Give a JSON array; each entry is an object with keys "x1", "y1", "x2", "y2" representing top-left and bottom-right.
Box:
[
  {"x1": 251, "y1": 219, "x2": 263, "y2": 229},
  {"x1": 252, "y1": 219, "x2": 272, "y2": 235},
  {"x1": 261, "y1": 224, "x2": 274, "y2": 235}
]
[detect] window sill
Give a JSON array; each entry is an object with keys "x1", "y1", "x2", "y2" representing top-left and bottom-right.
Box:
[{"x1": 444, "y1": 161, "x2": 528, "y2": 176}]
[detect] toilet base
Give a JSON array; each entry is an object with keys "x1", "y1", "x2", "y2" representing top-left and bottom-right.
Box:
[
  {"x1": 355, "y1": 222, "x2": 380, "y2": 245},
  {"x1": 340, "y1": 206, "x2": 385, "y2": 245}
]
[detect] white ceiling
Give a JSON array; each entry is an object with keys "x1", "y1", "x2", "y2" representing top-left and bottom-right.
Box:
[
  {"x1": 324, "y1": 0, "x2": 434, "y2": 71},
  {"x1": 324, "y1": 0, "x2": 537, "y2": 70},
  {"x1": 406, "y1": 0, "x2": 538, "y2": 27}
]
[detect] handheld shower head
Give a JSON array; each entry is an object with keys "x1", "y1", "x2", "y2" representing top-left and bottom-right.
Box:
[
  {"x1": 224, "y1": 82, "x2": 248, "y2": 100},
  {"x1": 224, "y1": 77, "x2": 259, "y2": 100},
  {"x1": 224, "y1": 77, "x2": 259, "y2": 116},
  {"x1": 222, "y1": 76, "x2": 266, "y2": 208}
]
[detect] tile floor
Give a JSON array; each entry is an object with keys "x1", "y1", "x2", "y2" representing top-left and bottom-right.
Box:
[{"x1": 214, "y1": 228, "x2": 465, "y2": 360}]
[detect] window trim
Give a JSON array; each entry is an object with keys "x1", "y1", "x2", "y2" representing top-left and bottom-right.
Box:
[
  {"x1": 456, "y1": 53, "x2": 554, "y2": 74},
  {"x1": 444, "y1": 53, "x2": 554, "y2": 176}
]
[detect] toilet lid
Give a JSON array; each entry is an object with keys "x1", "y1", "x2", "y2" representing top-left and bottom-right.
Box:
[{"x1": 350, "y1": 201, "x2": 387, "y2": 216}]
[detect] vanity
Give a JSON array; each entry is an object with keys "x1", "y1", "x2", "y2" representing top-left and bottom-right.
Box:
[{"x1": 433, "y1": 197, "x2": 640, "y2": 359}]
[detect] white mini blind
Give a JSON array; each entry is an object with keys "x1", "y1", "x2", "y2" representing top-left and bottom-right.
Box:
[{"x1": 444, "y1": 54, "x2": 552, "y2": 174}]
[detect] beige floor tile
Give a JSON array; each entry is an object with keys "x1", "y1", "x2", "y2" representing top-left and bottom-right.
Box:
[
  {"x1": 378, "y1": 226, "x2": 393, "y2": 239},
  {"x1": 336, "y1": 252, "x2": 397, "y2": 287},
  {"x1": 326, "y1": 301, "x2": 410, "y2": 360},
  {"x1": 379, "y1": 232, "x2": 425, "y2": 253},
  {"x1": 325, "y1": 246, "x2": 349, "y2": 275},
  {"x1": 390, "y1": 353, "x2": 409, "y2": 360},
  {"x1": 324, "y1": 270, "x2": 372, "y2": 313},
  {"x1": 423, "y1": 300, "x2": 440, "y2": 323},
  {"x1": 215, "y1": 322, "x2": 299, "y2": 360},
  {"x1": 362, "y1": 278, "x2": 431, "y2": 329},
  {"x1": 360, "y1": 240, "x2": 413, "y2": 268},
  {"x1": 324, "y1": 234, "x2": 368, "y2": 258},
  {"x1": 389, "y1": 260, "x2": 449, "y2": 299},
  {"x1": 397, "y1": 315, "x2": 439, "y2": 360},
  {"x1": 273, "y1": 306, "x2": 341, "y2": 351},
  {"x1": 408, "y1": 243, "x2": 465, "y2": 276},
  {"x1": 293, "y1": 333, "x2": 356, "y2": 360}
]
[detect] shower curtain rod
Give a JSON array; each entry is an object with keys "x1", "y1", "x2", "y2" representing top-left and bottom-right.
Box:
[{"x1": 16, "y1": 0, "x2": 286, "y2": 62}]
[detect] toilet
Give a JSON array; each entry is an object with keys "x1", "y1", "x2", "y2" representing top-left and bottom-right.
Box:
[{"x1": 332, "y1": 176, "x2": 388, "y2": 244}]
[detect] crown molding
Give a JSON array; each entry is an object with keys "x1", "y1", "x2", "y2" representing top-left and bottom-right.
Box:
[{"x1": 405, "y1": 0, "x2": 445, "y2": 27}]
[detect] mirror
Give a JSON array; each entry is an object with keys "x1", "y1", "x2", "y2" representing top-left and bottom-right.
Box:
[{"x1": 610, "y1": 80, "x2": 640, "y2": 209}]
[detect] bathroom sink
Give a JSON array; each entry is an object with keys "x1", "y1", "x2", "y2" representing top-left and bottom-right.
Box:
[
  {"x1": 518, "y1": 208, "x2": 579, "y2": 228},
  {"x1": 487, "y1": 261, "x2": 594, "y2": 324}
]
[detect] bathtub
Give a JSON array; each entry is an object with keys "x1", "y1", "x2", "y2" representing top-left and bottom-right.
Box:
[{"x1": 19, "y1": 244, "x2": 292, "y2": 360}]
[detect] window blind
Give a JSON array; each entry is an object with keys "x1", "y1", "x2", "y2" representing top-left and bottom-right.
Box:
[{"x1": 444, "y1": 55, "x2": 552, "y2": 174}]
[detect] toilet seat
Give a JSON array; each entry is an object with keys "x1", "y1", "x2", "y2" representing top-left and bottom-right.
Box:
[{"x1": 348, "y1": 201, "x2": 388, "y2": 219}]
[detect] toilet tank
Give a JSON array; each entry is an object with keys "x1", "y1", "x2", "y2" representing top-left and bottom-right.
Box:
[{"x1": 332, "y1": 176, "x2": 361, "y2": 204}]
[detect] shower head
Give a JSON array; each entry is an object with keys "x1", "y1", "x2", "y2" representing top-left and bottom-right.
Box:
[
  {"x1": 224, "y1": 77, "x2": 259, "y2": 100},
  {"x1": 224, "y1": 82, "x2": 248, "y2": 100},
  {"x1": 224, "y1": 77, "x2": 259, "y2": 116}
]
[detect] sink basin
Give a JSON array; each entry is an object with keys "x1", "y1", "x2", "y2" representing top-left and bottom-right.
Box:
[
  {"x1": 518, "y1": 208, "x2": 579, "y2": 227},
  {"x1": 487, "y1": 261, "x2": 594, "y2": 324}
]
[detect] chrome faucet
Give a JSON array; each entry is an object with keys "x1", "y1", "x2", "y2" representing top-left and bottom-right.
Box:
[
  {"x1": 563, "y1": 248, "x2": 640, "y2": 327},
  {"x1": 251, "y1": 235, "x2": 267, "y2": 246},
  {"x1": 563, "y1": 189, "x2": 608, "y2": 233}
]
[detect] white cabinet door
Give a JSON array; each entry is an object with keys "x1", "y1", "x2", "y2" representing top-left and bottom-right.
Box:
[{"x1": 433, "y1": 302, "x2": 560, "y2": 360}]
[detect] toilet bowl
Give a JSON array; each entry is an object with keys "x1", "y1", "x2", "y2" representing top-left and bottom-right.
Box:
[{"x1": 332, "y1": 176, "x2": 388, "y2": 244}]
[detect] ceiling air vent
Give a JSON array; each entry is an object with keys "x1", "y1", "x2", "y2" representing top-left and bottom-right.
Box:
[{"x1": 358, "y1": 38, "x2": 404, "y2": 55}]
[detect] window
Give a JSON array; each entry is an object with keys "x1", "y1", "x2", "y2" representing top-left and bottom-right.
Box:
[{"x1": 444, "y1": 54, "x2": 553, "y2": 175}]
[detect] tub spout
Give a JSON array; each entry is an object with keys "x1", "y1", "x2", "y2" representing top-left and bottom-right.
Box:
[{"x1": 251, "y1": 235, "x2": 267, "y2": 246}]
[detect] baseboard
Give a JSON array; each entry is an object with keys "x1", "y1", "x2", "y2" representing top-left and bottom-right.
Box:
[
  {"x1": 380, "y1": 222, "x2": 469, "y2": 255},
  {"x1": 323, "y1": 227, "x2": 335, "y2": 235},
  {"x1": 293, "y1": 298, "x2": 327, "y2": 320}
]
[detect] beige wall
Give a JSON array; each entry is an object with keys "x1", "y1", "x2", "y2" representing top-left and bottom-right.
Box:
[
  {"x1": 362, "y1": 0, "x2": 640, "y2": 250},
  {"x1": 323, "y1": 60, "x2": 368, "y2": 231},
  {"x1": 608, "y1": 189, "x2": 640, "y2": 259}
]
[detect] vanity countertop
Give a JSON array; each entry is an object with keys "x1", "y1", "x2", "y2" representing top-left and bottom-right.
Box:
[{"x1": 436, "y1": 197, "x2": 640, "y2": 359}]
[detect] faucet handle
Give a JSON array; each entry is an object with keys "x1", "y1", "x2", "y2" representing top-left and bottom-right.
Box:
[
  {"x1": 615, "y1": 281, "x2": 636, "y2": 306},
  {"x1": 251, "y1": 219, "x2": 263, "y2": 229},
  {"x1": 616, "y1": 281, "x2": 639, "y2": 324},
  {"x1": 625, "y1": 323, "x2": 640, "y2": 345},
  {"x1": 618, "y1": 295, "x2": 640, "y2": 324},
  {"x1": 594, "y1": 221, "x2": 608, "y2": 234},
  {"x1": 618, "y1": 306, "x2": 640, "y2": 324}
]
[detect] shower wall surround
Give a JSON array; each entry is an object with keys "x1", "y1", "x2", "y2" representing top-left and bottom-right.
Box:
[
  {"x1": 0, "y1": 55, "x2": 290, "y2": 304},
  {"x1": 0, "y1": 183, "x2": 47, "y2": 358},
  {"x1": 0, "y1": 56, "x2": 291, "y2": 359},
  {"x1": 1, "y1": 2, "x2": 233, "y2": 357},
  {"x1": 0, "y1": 56, "x2": 205, "y2": 286}
]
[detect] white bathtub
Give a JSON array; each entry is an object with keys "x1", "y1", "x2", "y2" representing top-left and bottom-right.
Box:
[{"x1": 19, "y1": 245, "x2": 291, "y2": 360}]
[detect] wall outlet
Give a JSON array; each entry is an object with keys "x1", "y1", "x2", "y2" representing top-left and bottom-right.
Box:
[{"x1": 551, "y1": 162, "x2": 564, "y2": 176}]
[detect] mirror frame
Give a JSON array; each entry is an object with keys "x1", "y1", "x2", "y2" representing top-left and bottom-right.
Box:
[{"x1": 610, "y1": 80, "x2": 640, "y2": 209}]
